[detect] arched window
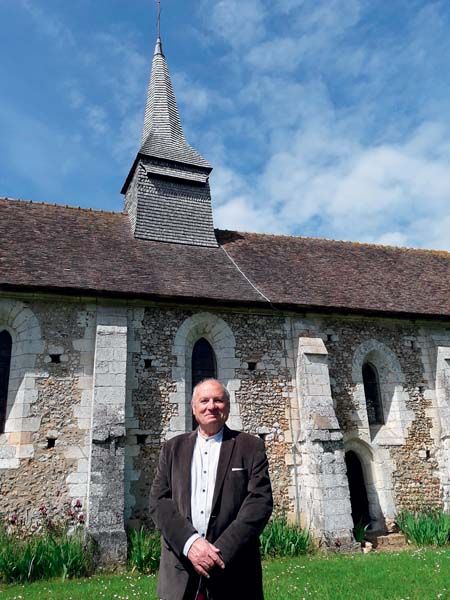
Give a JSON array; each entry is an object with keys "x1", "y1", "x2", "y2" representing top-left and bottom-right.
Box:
[
  {"x1": 0, "y1": 330, "x2": 12, "y2": 434},
  {"x1": 191, "y1": 338, "x2": 217, "y2": 391},
  {"x1": 191, "y1": 338, "x2": 217, "y2": 429},
  {"x1": 362, "y1": 362, "x2": 384, "y2": 425}
]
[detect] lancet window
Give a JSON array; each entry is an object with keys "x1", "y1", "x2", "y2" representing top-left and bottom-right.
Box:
[
  {"x1": 0, "y1": 330, "x2": 12, "y2": 434},
  {"x1": 362, "y1": 362, "x2": 384, "y2": 425}
]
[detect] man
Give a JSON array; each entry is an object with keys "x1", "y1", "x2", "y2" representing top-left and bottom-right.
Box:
[{"x1": 150, "y1": 378, "x2": 273, "y2": 600}]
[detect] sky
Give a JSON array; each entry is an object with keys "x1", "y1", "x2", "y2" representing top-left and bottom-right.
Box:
[{"x1": 0, "y1": 0, "x2": 449, "y2": 251}]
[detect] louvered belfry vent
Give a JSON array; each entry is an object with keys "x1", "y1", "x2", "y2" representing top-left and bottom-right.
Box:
[{"x1": 122, "y1": 38, "x2": 217, "y2": 247}]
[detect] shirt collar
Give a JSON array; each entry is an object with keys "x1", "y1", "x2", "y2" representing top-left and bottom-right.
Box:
[{"x1": 197, "y1": 427, "x2": 224, "y2": 443}]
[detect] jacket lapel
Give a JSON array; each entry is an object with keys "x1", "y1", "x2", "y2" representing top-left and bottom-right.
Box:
[
  {"x1": 210, "y1": 425, "x2": 235, "y2": 514},
  {"x1": 179, "y1": 430, "x2": 197, "y2": 518}
]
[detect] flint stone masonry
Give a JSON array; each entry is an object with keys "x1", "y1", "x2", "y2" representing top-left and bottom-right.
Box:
[
  {"x1": 124, "y1": 308, "x2": 292, "y2": 527},
  {"x1": 2, "y1": 294, "x2": 450, "y2": 558},
  {"x1": 0, "y1": 299, "x2": 94, "y2": 529},
  {"x1": 324, "y1": 316, "x2": 444, "y2": 516},
  {"x1": 87, "y1": 307, "x2": 128, "y2": 565}
]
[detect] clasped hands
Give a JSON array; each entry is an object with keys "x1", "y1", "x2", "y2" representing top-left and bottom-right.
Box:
[{"x1": 187, "y1": 538, "x2": 225, "y2": 577}]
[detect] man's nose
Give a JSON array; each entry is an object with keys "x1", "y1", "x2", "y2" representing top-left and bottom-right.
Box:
[{"x1": 206, "y1": 398, "x2": 216, "y2": 408}]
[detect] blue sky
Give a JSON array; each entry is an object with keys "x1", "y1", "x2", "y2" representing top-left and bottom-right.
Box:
[{"x1": 0, "y1": 0, "x2": 449, "y2": 250}]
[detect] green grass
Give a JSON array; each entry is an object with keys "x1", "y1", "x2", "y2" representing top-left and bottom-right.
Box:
[{"x1": 1, "y1": 549, "x2": 450, "y2": 599}]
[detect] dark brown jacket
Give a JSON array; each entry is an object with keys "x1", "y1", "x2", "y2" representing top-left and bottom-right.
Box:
[{"x1": 150, "y1": 425, "x2": 273, "y2": 600}]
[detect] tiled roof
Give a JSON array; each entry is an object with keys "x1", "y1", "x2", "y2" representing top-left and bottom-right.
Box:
[
  {"x1": 217, "y1": 230, "x2": 450, "y2": 317},
  {"x1": 0, "y1": 198, "x2": 260, "y2": 304},
  {"x1": 139, "y1": 39, "x2": 211, "y2": 170},
  {"x1": 1, "y1": 198, "x2": 450, "y2": 319}
]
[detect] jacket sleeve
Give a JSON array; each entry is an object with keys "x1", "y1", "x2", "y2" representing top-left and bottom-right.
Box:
[
  {"x1": 149, "y1": 441, "x2": 197, "y2": 556},
  {"x1": 212, "y1": 438, "x2": 273, "y2": 565}
]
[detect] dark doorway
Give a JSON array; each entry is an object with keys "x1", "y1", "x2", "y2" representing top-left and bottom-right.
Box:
[
  {"x1": 0, "y1": 330, "x2": 12, "y2": 434},
  {"x1": 191, "y1": 338, "x2": 217, "y2": 429},
  {"x1": 345, "y1": 450, "x2": 371, "y2": 527}
]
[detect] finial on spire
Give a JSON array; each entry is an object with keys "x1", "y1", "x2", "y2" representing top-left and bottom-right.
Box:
[
  {"x1": 154, "y1": 0, "x2": 164, "y2": 55},
  {"x1": 156, "y1": 0, "x2": 161, "y2": 39}
]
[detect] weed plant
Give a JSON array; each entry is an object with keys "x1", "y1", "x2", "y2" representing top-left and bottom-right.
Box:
[
  {"x1": 0, "y1": 527, "x2": 94, "y2": 584},
  {"x1": 396, "y1": 510, "x2": 450, "y2": 546},
  {"x1": 128, "y1": 527, "x2": 161, "y2": 574},
  {"x1": 260, "y1": 518, "x2": 312, "y2": 558}
]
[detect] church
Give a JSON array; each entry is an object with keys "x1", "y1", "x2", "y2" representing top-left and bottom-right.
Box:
[{"x1": 1, "y1": 29, "x2": 450, "y2": 563}]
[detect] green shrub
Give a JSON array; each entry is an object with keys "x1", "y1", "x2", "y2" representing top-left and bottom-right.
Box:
[
  {"x1": 0, "y1": 527, "x2": 94, "y2": 584},
  {"x1": 260, "y1": 518, "x2": 312, "y2": 558},
  {"x1": 396, "y1": 510, "x2": 450, "y2": 546},
  {"x1": 128, "y1": 527, "x2": 161, "y2": 574}
]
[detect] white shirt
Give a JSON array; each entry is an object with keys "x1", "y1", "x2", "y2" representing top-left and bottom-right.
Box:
[{"x1": 183, "y1": 428, "x2": 223, "y2": 556}]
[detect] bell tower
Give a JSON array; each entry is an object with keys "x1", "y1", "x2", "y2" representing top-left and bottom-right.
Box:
[{"x1": 121, "y1": 11, "x2": 217, "y2": 247}]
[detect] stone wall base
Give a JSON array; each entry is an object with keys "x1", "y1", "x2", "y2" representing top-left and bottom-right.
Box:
[{"x1": 91, "y1": 530, "x2": 128, "y2": 566}]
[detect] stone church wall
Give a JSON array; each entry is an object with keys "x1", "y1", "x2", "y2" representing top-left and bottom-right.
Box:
[
  {"x1": 320, "y1": 315, "x2": 444, "y2": 514},
  {"x1": 1, "y1": 294, "x2": 449, "y2": 541},
  {"x1": 0, "y1": 297, "x2": 96, "y2": 529},
  {"x1": 125, "y1": 306, "x2": 293, "y2": 528}
]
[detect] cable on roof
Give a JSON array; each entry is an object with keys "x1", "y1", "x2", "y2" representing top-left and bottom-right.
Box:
[{"x1": 220, "y1": 245, "x2": 272, "y2": 305}]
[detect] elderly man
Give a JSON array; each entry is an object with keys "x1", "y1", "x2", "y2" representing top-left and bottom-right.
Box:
[{"x1": 150, "y1": 378, "x2": 273, "y2": 600}]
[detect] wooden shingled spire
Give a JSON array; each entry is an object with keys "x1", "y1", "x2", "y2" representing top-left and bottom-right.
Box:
[{"x1": 121, "y1": 4, "x2": 216, "y2": 247}]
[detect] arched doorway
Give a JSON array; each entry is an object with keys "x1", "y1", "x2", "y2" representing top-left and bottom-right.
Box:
[
  {"x1": 345, "y1": 450, "x2": 371, "y2": 527},
  {"x1": 191, "y1": 338, "x2": 217, "y2": 429}
]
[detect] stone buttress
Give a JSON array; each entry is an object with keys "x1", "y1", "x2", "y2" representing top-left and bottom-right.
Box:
[{"x1": 295, "y1": 337, "x2": 354, "y2": 547}]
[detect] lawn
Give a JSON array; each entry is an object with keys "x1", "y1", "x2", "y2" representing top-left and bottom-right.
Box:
[{"x1": 0, "y1": 549, "x2": 449, "y2": 599}]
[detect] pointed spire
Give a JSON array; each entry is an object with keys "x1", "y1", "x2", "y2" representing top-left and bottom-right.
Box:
[
  {"x1": 139, "y1": 31, "x2": 211, "y2": 169},
  {"x1": 121, "y1": 6, "x2": 217, "y2": 248}
]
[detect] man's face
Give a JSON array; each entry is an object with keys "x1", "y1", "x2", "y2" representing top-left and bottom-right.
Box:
[{"x1": 192, "y1": 380, "x2": 230, "y2": 436}]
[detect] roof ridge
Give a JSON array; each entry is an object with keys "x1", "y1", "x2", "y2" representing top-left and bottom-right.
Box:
[
  {"x1": 216, "y1": 228, "x2": 450, "y2": 257},
  {"x1": 0, "y1": 196, "x2": 124, "y2": 216}
]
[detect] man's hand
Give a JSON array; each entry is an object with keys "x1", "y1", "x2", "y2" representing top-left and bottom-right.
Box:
[{"x1": 187, "y1": 538, "x2": 225, "y2": 577}]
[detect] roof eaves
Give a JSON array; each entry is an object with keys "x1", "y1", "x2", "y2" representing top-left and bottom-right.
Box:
[{"x1": 1, "y1": 283, "x2": 449, "y2": 321}]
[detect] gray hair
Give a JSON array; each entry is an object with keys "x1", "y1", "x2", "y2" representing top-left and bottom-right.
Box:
[{"x1": 192, "y1": 378, "x2": 230, "y2": 403}]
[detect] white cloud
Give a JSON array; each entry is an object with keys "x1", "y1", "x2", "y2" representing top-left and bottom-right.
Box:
[
  {"x1": 292, "y1": 0, "x2": 362, "y2": 34},
  {"x1": 172, "y1": 73, "x2": 233, "y2": 119},
  {"x1": 246, "y1": 38, "x2": 303, "y2": 72},
  {"x1": 86, "y1": 105, "x2": 109, "y2": 137},
  {"x1": 199, "y1": 0, "x2": 450, "y2": 250},
  {"x1": 211, "y1": 118, "x2": 450, "y2": 250},
  {"x1": 200, "y1": 0, "x2": 267, "y2": 48},
  {"x1": 9, "y1": 0, "x2": 450, "y2": 251},
  {"x1": 20, "y1": 0, "x2": 75, "y2": 47}
]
